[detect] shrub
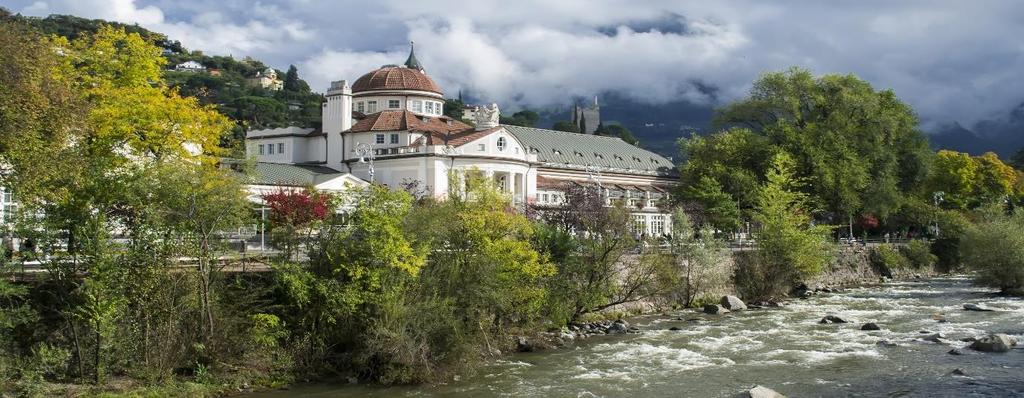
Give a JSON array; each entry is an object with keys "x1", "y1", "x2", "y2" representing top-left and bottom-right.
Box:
[
  {"x1": 901, "y1": 239, "x2": 937, "y2": 270},
  {"x1": 871, "y1": 244, "x2": 910, "y2": 276},
  {"x1": 961, "y1": 209, "x2": 1024, "y2": 295}
]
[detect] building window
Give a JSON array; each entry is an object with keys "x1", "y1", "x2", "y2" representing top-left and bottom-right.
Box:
[
  {"x1": 277, "y1": 143, "x2": 284, "y2": 153},
  {"x1": 477, "y1": 144, "x2": 486, "y2": 151},
  {"x1": 375, "y1": 134, "x2": 386, "y2": 144},
  {"x1": 388, "y1": 99, "x2": 400, "y2": 108},
  {"x1": 424, "y1": 102, "x2": 433, "y2": 114},
  {"x1": 541, "y1": 193, "x2": 549, "y2": 203},
  {"x1": 435, "y1": 101, "x2": 443, "y2": 115},
  {"x1": 650, "y1": 215, "x2": 665, "y2": 236},
  {"x1": 1, "y1": 189, "x2": 16, "y2": 223},
  {"x1": 411, "y1": 100, "x2": 423, "y2": 113},
  {"x1": 632, "y1": 215, "x2": 647, "y2": 235},
  {"x1": 367, "y1": 100, "x2": 378, "y2": 113},
  {"x1": 356, "y1": 102, "x2": 365, "y2": 113},
  {"x1": 267, "y1": 144, "x2": 274, "y2": 155},
  {"x1": 496, "y1": 137, "x2": 506, "y2": 151},
  {"x1": 390, "y1": 133, "x2": 399, "y2": 144},
  {"x1": 258, "y1": 144, "x2": 264, "y2": 155}
]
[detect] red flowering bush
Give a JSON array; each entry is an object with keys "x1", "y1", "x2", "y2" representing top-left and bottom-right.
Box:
[
  {"x1": 263, "y1": 189, "x2": 330, "y2": 229},
  {"x1": 262, "y1": 189, "x2": 332, "y2": 258}
]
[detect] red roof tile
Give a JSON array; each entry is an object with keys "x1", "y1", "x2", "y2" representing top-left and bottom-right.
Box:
[
  {"x1": 348, "y1": 110, "x2": 473, "y2": 136},
  {"x1": 351, "y1": 66, "x2": 443, "y2": 95}
]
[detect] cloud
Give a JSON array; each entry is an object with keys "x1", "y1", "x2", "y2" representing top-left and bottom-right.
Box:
[{"x1": 10, "y1": 0, "x2": 1024, "y2": 128}]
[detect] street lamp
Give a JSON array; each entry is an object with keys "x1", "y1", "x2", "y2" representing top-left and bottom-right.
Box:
[{"x1": 356, "y1": 142, "x2": 376, "y2": 184}]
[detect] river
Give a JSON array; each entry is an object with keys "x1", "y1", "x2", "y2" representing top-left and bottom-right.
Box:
[{"x1": 250, "y1": 277, "x2": 1024, "y2": 397}]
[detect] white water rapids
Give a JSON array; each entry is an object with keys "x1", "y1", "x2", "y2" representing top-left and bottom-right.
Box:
[{"x1": 252, "y1": 277, "x2": 1024, "y2": 397}]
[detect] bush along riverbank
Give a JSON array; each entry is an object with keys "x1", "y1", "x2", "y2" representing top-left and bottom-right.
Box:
[{"x1": 3, "y1": 20, "x2": 1024, "y2": 397}]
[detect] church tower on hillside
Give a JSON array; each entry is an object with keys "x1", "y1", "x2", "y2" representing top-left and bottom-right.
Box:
[{"x1": 573, "y1": 96, "x2": 600, "y2": 134}]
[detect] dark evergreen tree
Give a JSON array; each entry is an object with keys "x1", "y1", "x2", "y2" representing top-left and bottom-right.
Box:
[
  {"x1": 283, "y1": 64, "x2": 301, "y2": 92},
  {"x1": 553, "y1": 121, "x2": 580, "y2": 133}
]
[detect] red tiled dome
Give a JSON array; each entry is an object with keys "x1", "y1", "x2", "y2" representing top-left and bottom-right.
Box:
[{"x1": 351, "y1": 66, "x2": 443, "y2": 95}]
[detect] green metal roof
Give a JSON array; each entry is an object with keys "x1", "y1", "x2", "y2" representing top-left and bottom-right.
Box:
[
  {"x1": 503, "y1": 125, "x2": 678, "y2": 177},
  {"x1": 228, "y1": 161, "x2": 352, "y2": 187}
]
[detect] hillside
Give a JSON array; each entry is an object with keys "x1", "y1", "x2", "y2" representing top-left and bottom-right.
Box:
[{"x1": 1, "y1": 10, "x2": 324, "y2": 153}]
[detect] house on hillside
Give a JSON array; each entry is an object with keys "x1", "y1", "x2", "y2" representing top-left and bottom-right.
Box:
[
  {"x1": 173, "y1": 61, "x2": 207, "y2": 73},
  {"x1": 247, "y1": 68, "x2": 283, "y2": 91},
  {"x1": 243, "y1": 42, "x2": 678, "y2": 237}
]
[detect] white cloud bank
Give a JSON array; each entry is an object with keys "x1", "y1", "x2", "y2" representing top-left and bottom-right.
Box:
[{"x1": 10, "y1": 0, "x2": 1024, "y2": 126}]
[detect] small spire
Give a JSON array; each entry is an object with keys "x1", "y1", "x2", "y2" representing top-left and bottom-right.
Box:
[{"x1": 405, "y1": 40, "x2": 423, "y2": 71}]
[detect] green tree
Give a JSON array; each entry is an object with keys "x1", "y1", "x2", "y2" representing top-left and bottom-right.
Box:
[
  {"x1": 678, "y1": 176, "x2": 741, "y2": 233},
  {"x1": 664, "y1": 209, "x2": 729, "y2": 307},
  {"x1": 283, "y1": 64, "x2": 306, "y2": 92},
  {"x1": 737, "y1": 153, "x2": 834, "y2": 300},
  {"x1": 961, "y1": 207, "x2": 1024, "y2": 295},
  {"x1": 928, "y1": 150, "x2": 1017, "y2": 209},
  {"x1": 443, "y1": 98, "x2": 465, "y2": 120},
  {"x1": 552, "y1": 120, "x2": 580, "y2": 133},
  {"x1": 499, "y1": 110, "x2": 540, "y2": 127},
  {"x1": 538, "y1": 184, "x2": 666, "y2": 322},
  {"x1": 712, "y1": 67, "x2": 932, "y2": 223},
  {"x1": 595, "y1": 123, "x2": 639, "y2": 146},
  {"x1": 678, "y1": 129, "x2": 773, "y2": 210}
]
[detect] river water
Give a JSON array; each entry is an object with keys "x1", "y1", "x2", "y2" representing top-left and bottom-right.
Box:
[{"x1": 252, "y1": 277, "x2": 1024, "y2": 397}]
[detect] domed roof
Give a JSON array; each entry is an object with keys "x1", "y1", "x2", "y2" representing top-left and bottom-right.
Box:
[{"x1": 351, "y1": 65, "x2": 443, "y2": 95}]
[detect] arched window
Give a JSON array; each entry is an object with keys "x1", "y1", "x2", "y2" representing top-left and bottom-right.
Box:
[{"x1": 497, "y1": 136, "x2": 507, "y2": 151}]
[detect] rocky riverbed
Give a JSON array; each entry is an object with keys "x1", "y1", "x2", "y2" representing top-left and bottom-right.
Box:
[{"x1": 249, "y1": 277, "x2": 1024, "y2": 397}]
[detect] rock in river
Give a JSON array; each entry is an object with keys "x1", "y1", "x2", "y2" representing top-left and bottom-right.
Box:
[
  {"x1": 968, "y1": 334, "x2": 1018, "y2": 353},
  {"x1": 819, "y1": 315, "x2": 847, "y2": 324},
  {"x1": 515, "y1": 336, "x2": 535, "y2": 352},
  {"x1": 963, "y1": 303, "x2": 994, "y2": 312},
  {"x1": 607, "y1": 322, "x2": 628, "y2": 334},
  {"x1": 921, "y1": 333, "x2": 946, "y2": 343},
  {"x1": 704, "y1": 304, "x2": 730, "y2": 315},
  {"x1": 861, "y1": 322, "x2": 881, "y2": 331},
  {"x1": 721, "y1": 295, "x2": 748, "y2": 311},
  {"x1": 748, "y1": 385, "x2": 786, "y2": 398}
]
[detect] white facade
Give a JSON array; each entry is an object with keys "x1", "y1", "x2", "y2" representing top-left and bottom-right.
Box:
[{"x1": 243, "y1": 46, "x2": 678, "y2": 237}]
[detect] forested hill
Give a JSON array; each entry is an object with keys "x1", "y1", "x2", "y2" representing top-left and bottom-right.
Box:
[{"x1": 1, "y1": 10, "x2": 324, "y2": 152}]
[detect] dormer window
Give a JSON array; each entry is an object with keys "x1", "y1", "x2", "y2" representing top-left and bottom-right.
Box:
[
  {"x1": 553, "y1": 149, "x2": 562, "y2": 155},
  {"x1": 497, "y1": 137, "x2": 506, "y2": 151}
]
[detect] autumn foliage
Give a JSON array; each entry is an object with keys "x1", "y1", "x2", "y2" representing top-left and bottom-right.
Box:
[{"x1": 263, "y1": 189, "x2": 331, "y2": 228}]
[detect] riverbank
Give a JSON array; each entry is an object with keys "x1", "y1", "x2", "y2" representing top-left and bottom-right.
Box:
[{"x1": 246, "y1": 277, "x2": 1024, "y2": 397}]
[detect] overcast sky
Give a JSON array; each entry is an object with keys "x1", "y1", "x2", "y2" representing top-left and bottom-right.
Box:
[{"x1": 6, "y1": 0, "x2": 1024, "y2": 128}]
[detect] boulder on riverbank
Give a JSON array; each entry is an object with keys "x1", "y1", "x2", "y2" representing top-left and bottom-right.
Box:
[
  {"x1": 704, "y1": 304, "x2": 730, "y2": 315},
  {"x1": 515, "y1": 336, "x2": 535, "y2": 352},
  {"x1": 860, "y1": 322, "x2": 881, "y2": 331},
  {"x1": 819, "y1": 315, "x2": 847, "y2": 324},
  {"x1": 747, "y1": 385, "x2": 787, "y2": 398},
  {"x1": 721, "y1": 295, "x2": 748, "y2": 311},
  {"x1": 968, "y1": 334, "x2": 1017, "y2": 353},
  {"x1": 963, "y1": 303, "x2": 994, "y2": 312}
]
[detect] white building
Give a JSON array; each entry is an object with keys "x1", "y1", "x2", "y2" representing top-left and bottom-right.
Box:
[
  {"x1": 173, "y1": 60, "x2": 206, "y2": 72},
  {"x1": 244, "y1": 43, "x2": 678, "y2": 237}
]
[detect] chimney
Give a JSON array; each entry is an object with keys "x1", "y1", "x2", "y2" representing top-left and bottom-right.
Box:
[{"x1": 324, "y1": 80, "x2": 352, "y2": 168}]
